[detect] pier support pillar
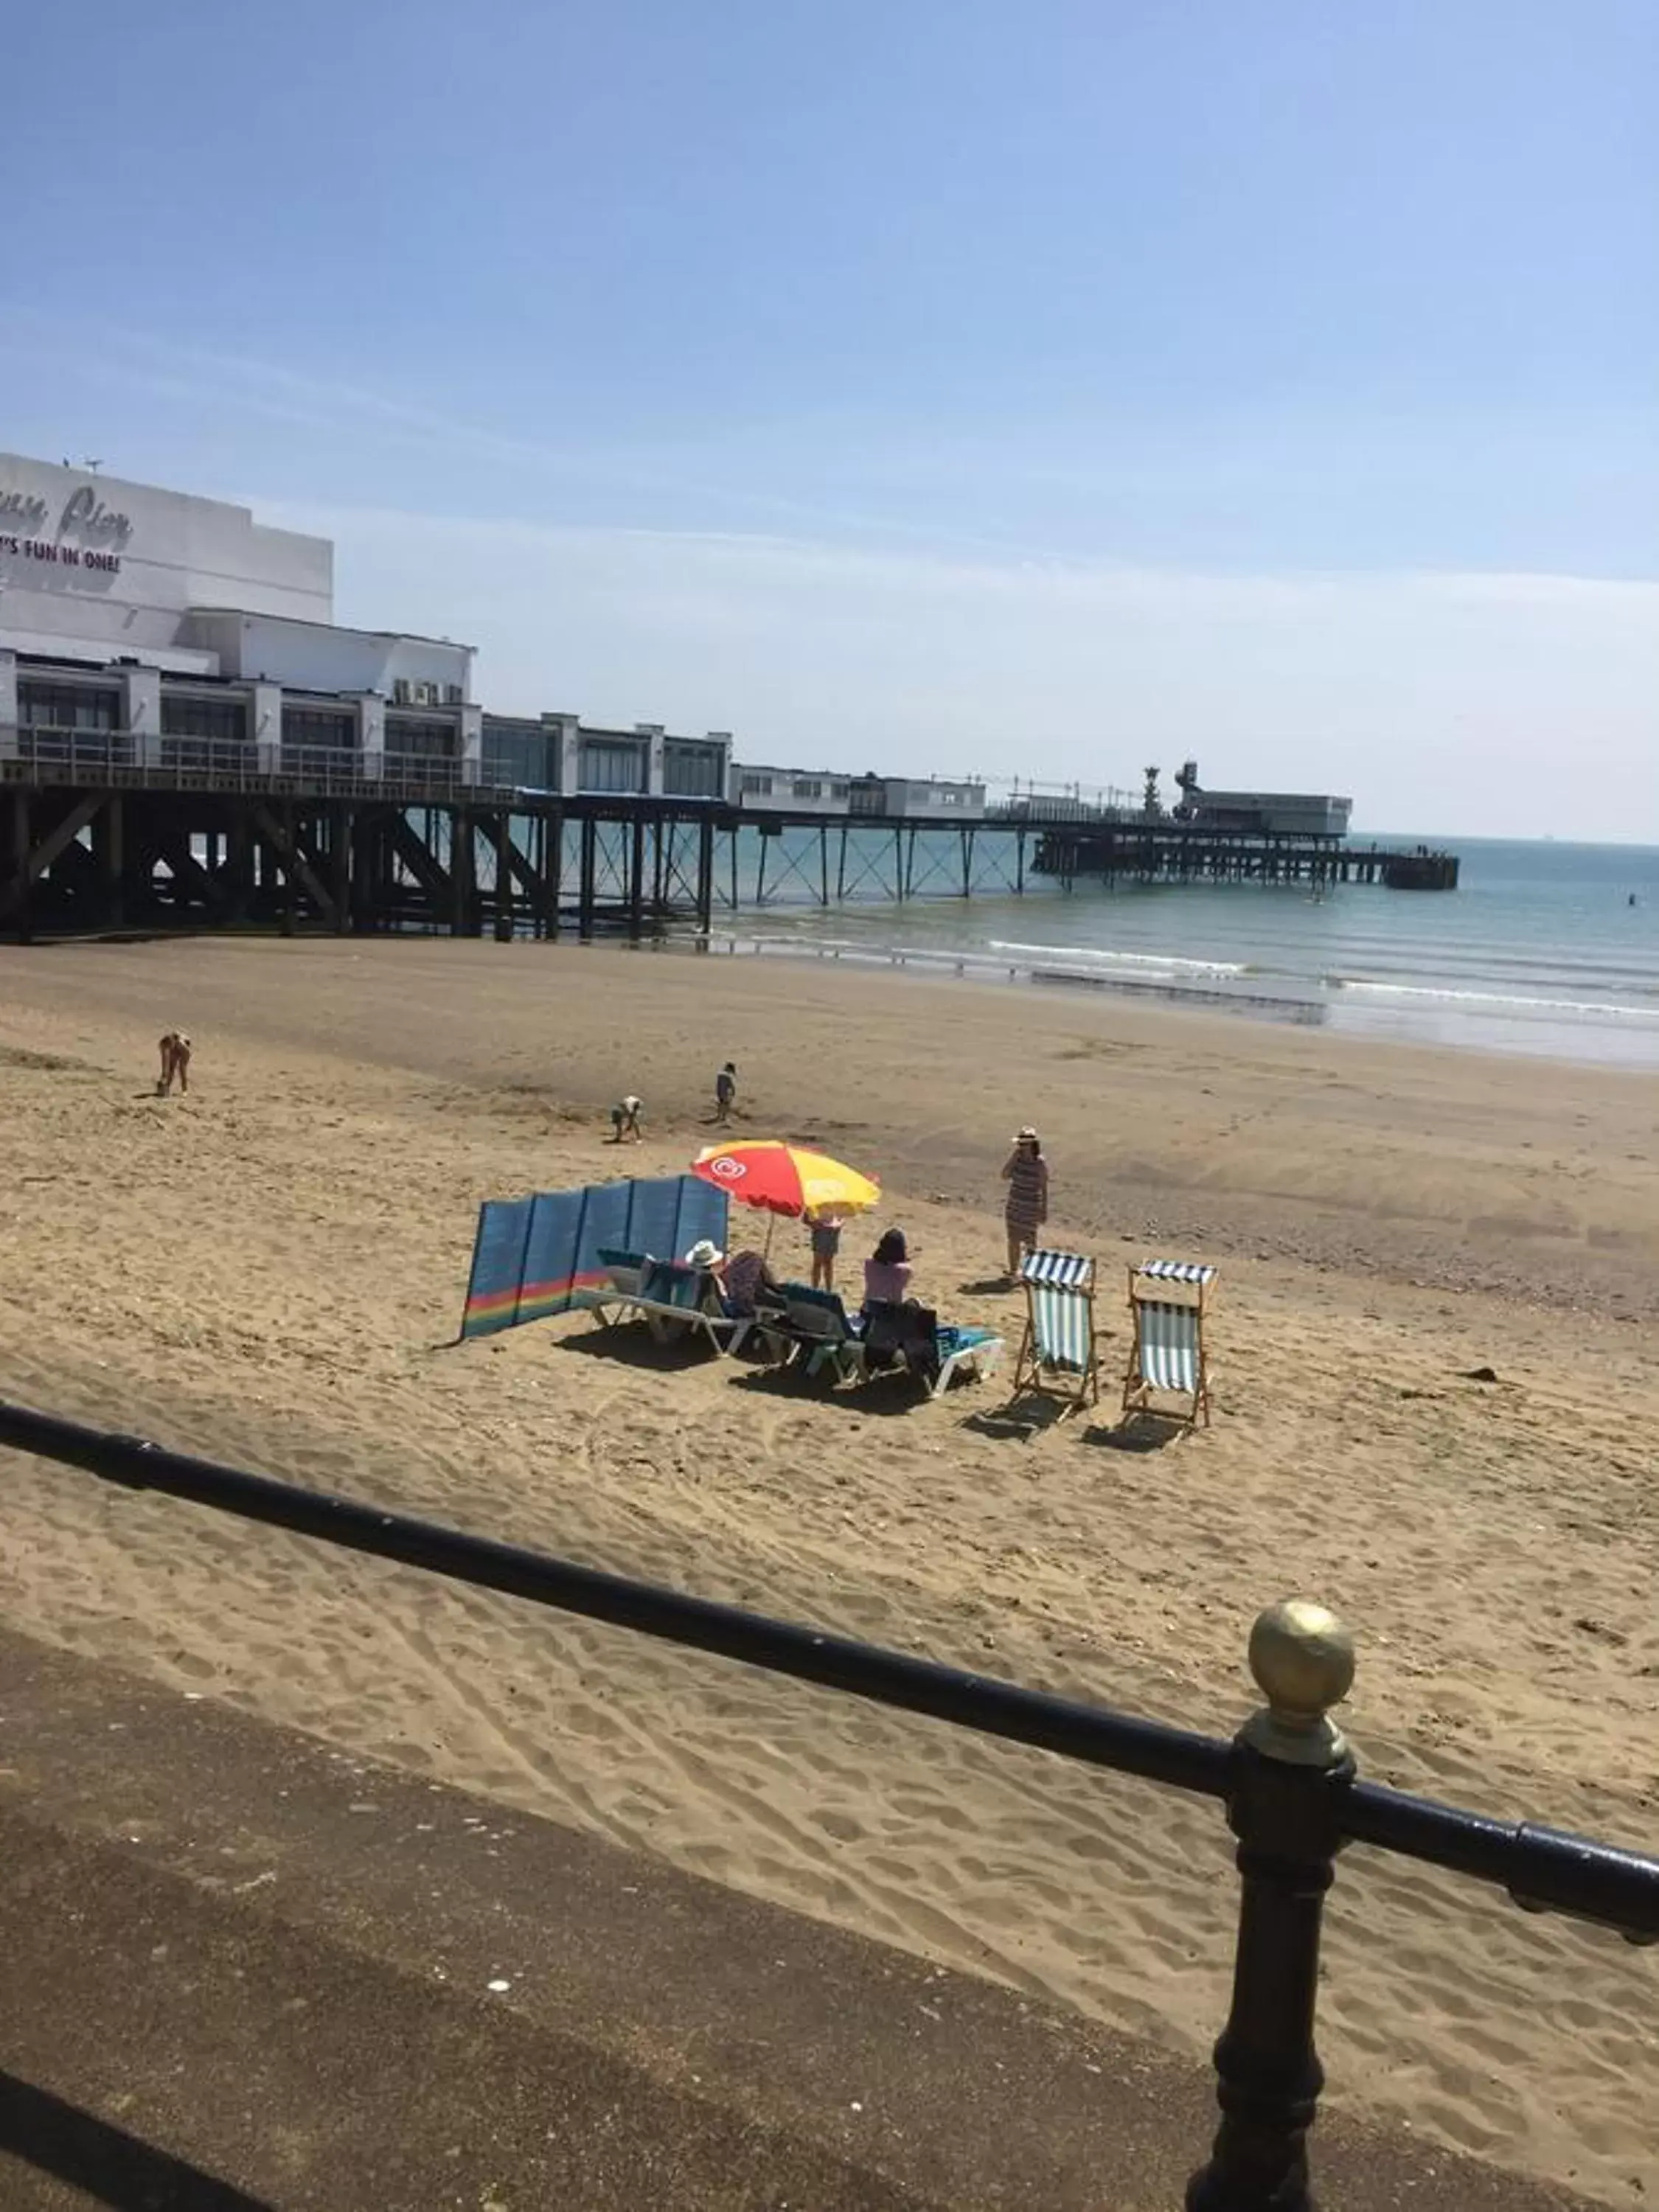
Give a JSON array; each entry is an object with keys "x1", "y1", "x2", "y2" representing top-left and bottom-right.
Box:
[
  {"x1": 578, "y1": 815, "x2": 597, "y2": 941},
  {"x1": 450, "y1": 810, "x2": 477, "y2": 936},
  {"x1": 6, "y1": 787, "x2": 32, "y2": 940},
  {"x1": 697, "y1": 815, "x2": 714, "y2": 933},
  {"x1": 96, "y1": 792, "x2": 125, "y2": 929},
  {"x1": 494, "y1": 812, "x2": 516, "y2": 942},
  {"x1": 628, "y1": 813, "x2": 646, "y2": 940},
  {"x1": 330, "y1": 801, "x2": 351, "y2": 933}
]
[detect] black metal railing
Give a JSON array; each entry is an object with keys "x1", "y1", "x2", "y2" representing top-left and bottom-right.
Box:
[{"x1": 0, "y1": 1394, "x2": 1653, "y2": 2212}]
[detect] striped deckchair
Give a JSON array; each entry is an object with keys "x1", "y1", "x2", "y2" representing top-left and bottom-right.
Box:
[
  {"x1": 1011, "y1": 1249, "x2": 1101, "y2": 1419},
  {"x1": 1122, "y1": 1259, "x2": 1217, "y2": 1430}
]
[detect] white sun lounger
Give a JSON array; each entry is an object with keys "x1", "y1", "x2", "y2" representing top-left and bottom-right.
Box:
[
  {"x1": 588, "y1": 1252, "x2": 751, "y2": 1355},
  {"x1": 860, "y1": 1301, "x2": 1004, "y2": 1398}
]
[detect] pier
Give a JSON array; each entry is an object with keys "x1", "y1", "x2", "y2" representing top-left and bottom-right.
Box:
[
  {"x1": 1, "y1": 457, "x2": 1459, "y2": 942},
  {"x1": 1, "y1": 740, "x2": 1458, "y2": 942},
  {"x1": 1030, "y1": 819, "x2": 1460, "y2": 891},
  {"x1": 1, "y1": 740, "x2": 718, "y2": 942}
]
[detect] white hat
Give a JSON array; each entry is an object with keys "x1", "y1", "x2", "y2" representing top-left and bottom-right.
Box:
[{"x1": 684, "y1": 1239, "x2": 724, "y2": 1269}]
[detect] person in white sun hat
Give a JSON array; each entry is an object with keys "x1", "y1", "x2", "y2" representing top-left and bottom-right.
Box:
[{"x1": 1000, "y1": 1126, "x2": 1048, "y2": 1278}]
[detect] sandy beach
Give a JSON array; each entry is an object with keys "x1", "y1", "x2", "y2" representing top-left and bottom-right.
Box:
[{"x1": 1, "y1": 933, "x2": 1655, "y2": 2204}]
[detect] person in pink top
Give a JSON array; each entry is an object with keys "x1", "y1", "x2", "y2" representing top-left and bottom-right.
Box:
[{"x1": 862, "y1": 1228, "x2": 913, "y2": 1312}]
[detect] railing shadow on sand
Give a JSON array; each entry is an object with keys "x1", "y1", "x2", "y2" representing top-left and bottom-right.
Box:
[
  {"x1": 0, "y1": 1396, "x2": 1653, "y2": 2212},
  {"x1": 0, "y1": 2070, "x2": 275, "y2": 2212}
]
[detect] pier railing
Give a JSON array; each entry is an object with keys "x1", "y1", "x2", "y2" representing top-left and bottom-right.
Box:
[
  {"x1": 0, "y1": 1394, "x2": 1652, "y2": 2210},
  {"x1": 984, "y1": 773, "x2": 1141, "y2": 822},
  {"x1": 1, "y1": 724, "x2": 511, "y2": 804}
]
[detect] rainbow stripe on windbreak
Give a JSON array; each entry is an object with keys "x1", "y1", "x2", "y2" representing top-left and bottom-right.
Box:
[
  {"x1": 515, "y1": 1267, "x2": 610, "y2": 1322},
  {"x1": 463, "y1": 1270, "x2": 610, "y2": 1332},
  {"x1": 459, "y1": 1178, "x2": 727, "y2": 1340}
]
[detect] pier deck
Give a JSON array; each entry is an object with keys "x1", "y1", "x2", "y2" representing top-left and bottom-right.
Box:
[
  {"x1": 1031, "y1": 819, "x2": 1460, "y2": 890},
  {"x1": 1, "y1": 744, "x2": 1459, "y2": 942}
]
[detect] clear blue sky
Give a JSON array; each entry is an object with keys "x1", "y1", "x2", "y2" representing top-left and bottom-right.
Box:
[{"x1": 6, "y1": 0, "x2": 1656, "y2": 835}]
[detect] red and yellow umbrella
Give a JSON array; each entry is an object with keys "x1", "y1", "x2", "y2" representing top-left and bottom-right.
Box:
[{"x1": 691, "y1": 1139, "x2": 880, "y2": 1220}]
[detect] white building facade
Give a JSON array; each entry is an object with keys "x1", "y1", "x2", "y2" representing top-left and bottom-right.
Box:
[
  {"x1": 730, "y1": 763, "x2": 855, "y2": 815},
  {"x1": 0, "y1": 453, "x2": 480, "y2": 781},
  {"x1": 479, "y1": 716, "x2": 731, "y2": 800},
  {"x1": 727, "y1": 763, "x2": 987, "y2": 821}
]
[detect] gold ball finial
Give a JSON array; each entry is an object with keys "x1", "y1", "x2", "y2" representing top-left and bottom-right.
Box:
[{"x1": 1243, "y1": 1600, "x2": 1354, "y2": 1766}]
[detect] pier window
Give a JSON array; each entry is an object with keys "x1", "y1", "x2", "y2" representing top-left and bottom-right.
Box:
[
  {"x1": 162, "y1": 695, "x2": 249, "y2": 745},
  {"x1": 18, "y1": 680, "x2": 121, "y2": 733},
  {"x1": 281, "y1": 706, "x2": 355, "y2": 752},
  {"x1": 481, "y1": 723, "x2": 546, "y2": 789},
  {"x1": 281, "y1": 704, "x2": 356, "y2": 776},
  {"x1": 740, "y1": 773, "x2": 774, "y2": 798},
  {"x1": 384, "y1": 714, "x2": 457, "y2": 760},
  {"x1": 578, "y1": 737, "x2": 647, "y2": 795},
  {"x1": 793, "y1": 778, "x2": 824, "y2": 800},
  {"x1": 663, "y1": 742, "x2": 724, "y2": 798}
]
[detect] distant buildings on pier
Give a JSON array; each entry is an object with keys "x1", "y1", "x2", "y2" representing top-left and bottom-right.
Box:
[{"x1": 2, "y1": 452, "x2": 1348, "y2": 834}]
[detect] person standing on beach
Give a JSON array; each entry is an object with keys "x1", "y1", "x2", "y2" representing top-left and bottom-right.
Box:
[
  {"x1": 714, "y1": 1062, "x2": 738, "y2": 1124},
  {"x1": 1001, "y1": 1127, "x2": 1048, "y2": 1276},
  {"x1": 807, "y1": 1207, "x2": 844, "y2": 1293},
  {"x1": 156, "y1": 1031, "x2": 192, "y2": 1096}
]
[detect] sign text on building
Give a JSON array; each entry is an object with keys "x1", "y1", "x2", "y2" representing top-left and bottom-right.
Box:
[
  {"x1": 0, "y1": 534, "x2": 123, "y2": 574},
  {"x1": 0, "y1": 479, "x2": 134, "y2": 554}
]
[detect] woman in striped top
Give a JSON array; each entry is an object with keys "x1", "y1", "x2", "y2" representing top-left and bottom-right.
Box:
[{"x1": 1001, "y1": 1127, "x2": 1048, "y2": 1276}]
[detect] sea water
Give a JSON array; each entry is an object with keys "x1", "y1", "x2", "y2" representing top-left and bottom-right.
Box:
[{"x1": 719, "y1": 835, "x2": 1659, "y2": 1069}]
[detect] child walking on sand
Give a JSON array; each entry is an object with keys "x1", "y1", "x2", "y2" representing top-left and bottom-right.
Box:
[{"x1": 714, "y1": 1062, "x2": 738, "y2": 1124}]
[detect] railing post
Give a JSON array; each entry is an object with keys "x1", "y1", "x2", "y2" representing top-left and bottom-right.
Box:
[{"x1": 1187, "y1": 1601, "x2": 1355, "y2": 2212}]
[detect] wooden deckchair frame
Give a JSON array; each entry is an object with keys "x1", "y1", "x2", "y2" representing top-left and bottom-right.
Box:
[
  {"x1": 1121, "y1": 1262, "x2": 1216, "y2": 1431},
  {"x1": 1009, "y1": 1252, "x2": 1102, "y2": 1422}
]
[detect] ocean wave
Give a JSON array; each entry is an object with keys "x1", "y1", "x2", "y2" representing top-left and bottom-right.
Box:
[
  {"x1": 988, "y1": 939, "x2": 1251, "y2": 981},
  {"x1": 742, "y1": 935, "x2": 1019, "y2": 975},
  {"x1": 1332, "y1": 978, "x2": 1659, "y2": 1023},
  {"x1": 1328, "y1": 947, "x2": 1659, "y2": 986}
]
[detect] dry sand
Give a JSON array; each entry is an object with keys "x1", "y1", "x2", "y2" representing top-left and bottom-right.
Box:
[{"x1": 1, "y1": 933, "x2": 1655, "y2": 2204}]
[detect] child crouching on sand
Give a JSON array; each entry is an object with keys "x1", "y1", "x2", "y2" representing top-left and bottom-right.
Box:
[
  {"x1": 156, "y1": 1031, "x2": 192, "y2": 1096},
  {"x1": 610, "y1": 1094, "x2": 644, "y2": 1143}
]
